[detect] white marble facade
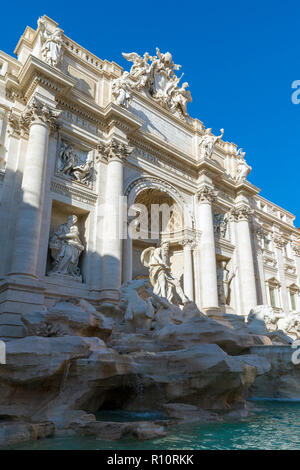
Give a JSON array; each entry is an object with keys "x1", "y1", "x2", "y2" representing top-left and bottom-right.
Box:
[{"x1": 0, "y1": 15, "x2": 299, "y2": 339}]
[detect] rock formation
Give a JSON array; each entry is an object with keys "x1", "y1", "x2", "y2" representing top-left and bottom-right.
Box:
[{"x1": 1, "y1": 281, "x2": 297, "y2": 448}]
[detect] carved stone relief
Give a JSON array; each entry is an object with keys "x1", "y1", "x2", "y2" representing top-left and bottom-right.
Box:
[{"x1": 57, "y1": 140, "x2": 94, "y2": 188}]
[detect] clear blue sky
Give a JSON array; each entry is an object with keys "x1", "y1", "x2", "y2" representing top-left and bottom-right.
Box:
[{"x1": 1, "y1": 0, "x2": 299, "y2": 225}]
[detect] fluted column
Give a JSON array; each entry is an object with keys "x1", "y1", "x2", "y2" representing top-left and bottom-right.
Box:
[
  {"x1": 180, "y1": 238, "x2": 195, "y2": 301},
  {"x1": 99, "y1": 139, "x2": 133, "y2": 301},
  {"x1": 197, "y1": 186, "x2": 219, "y2": 312},
  {"x1": 272, "y1": 234, "x2": 289, "y2": 312},
  {"x1": 230, "y1": 205, "x2": 257, "y2": 314},
  {"x1": 292, "y1": 242, "x2": 300, "y2": 288},
  {"x1": 10, "y1": 99, "x2": 60, "y2": 278},
  {"x1": 253, "y1": 227, "x2": 268, "y2": 305}
]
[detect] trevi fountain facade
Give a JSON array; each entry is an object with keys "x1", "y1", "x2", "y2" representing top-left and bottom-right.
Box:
[{"x1": 0, "y1": 15, "x2": 299, "y2": 448}]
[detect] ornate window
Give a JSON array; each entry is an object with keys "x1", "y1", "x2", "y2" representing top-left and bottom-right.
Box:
[
  {"x1": 287, "y1": 284, "x2": 299, "y2": 312},
  {"x1": 266, "y1": 277, "x2": 281, "y2": 310}
]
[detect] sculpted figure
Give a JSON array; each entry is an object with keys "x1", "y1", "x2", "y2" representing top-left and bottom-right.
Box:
[
  {"x1": 39, "y1": 19, "x2": 63, "y2": 67},
  {"x1": 112, "y1": 72, "x2": 132, "y2": 107},
  {"x1": 122, "y1": 52, "x2": 151, "y2": 89},
  {"x1": 214, "y1": 213, "x2": 228, "y2": 239},
  {"x1": 120, "y1": 48, "x2": 192, "y2": 119},
  {"x1": 72, "y1": 159, "x2": 93, "y2": 185},
  {"x1": 199, "y1": 128, "x2": 224, "y2": 159},
  {"x1": 58, "y1": 143, "x2": 77, "y2": 175},
  {"x1": 169, "y1": 82, "x2": 192, "y2": 118},
  {"x1": 236, "y1": 151, "x2": 251, "y2": 182},
  {"x1": 48, "y1": 215, "x2": 84, "y2": 281},
  {"x1": 141, "y1": 241, "x2": 188, "y2": 305},
  {"x1": 217, "y1": 261, "x2": 237, "y2": 305}
]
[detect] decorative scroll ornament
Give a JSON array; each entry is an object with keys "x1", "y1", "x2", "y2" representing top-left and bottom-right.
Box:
[
  {"x1": 112, "y1": 48, "x2": 192, "y2": 120},
  {"x1": 198, "y1": 128, "x2": 224, "y2": 159},
  {"x1": 97, "y1": 139, "x2": 133, "y2": 163},
  {"x1": 38, "y1": 17, "x2": 63, "y2": 67},
  {"x1": 235, "y1": 148, "x2": 251, "y2": 182},
  {"x1": 229, "y1": 205, "x2": 253, "y2": 222}
]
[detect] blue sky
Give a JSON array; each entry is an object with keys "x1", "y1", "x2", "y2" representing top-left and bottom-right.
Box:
[{"x1": 1, "y1": 0, "x2": 299, "y2": 224}]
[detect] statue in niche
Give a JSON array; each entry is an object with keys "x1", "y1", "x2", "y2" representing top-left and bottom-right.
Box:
[
  {"x1": 38, "y1": 17, "x2": 63, "y2": 67},
  {"x1": 48, "y1": 215, "x2": 84, "y2": 281},
  {"x1": 217, "y1": 261, "x2": 237, "y2": 306},
  {"x1": 141, "y1": 241, "x2": 188, "y2": 305},
  {"x1": 199, "y1": 128, "x2": 224, "y2": 159},
  {"x1": 236, "y1": 148, "x2": 251, "y2": 182},
  {"x1": 57, "y1": 142, "x2": 93, "y2": 186},
  {"x1": 213, "y1": 213, "x2": 228, "y2": 239}
]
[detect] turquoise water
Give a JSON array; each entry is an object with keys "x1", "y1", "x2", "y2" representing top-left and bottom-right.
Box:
[{"x1": 5, "y1": 401, "x2": 300, "y2": 450}]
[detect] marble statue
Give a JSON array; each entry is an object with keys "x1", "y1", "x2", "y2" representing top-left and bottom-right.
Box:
[
  {"x1": 122, "y1": 52, "x2": 152, "y2": 89},
  {"x1": 38, "y1": 18, "x2": 63, "y2": 67},
  {"x1": 58, "y1": 143, "x2": 77, "y2": 176},
  {"x1": 112, "y1": 72, "x2": 132, "y2": 108},
  {"x1": 72, "y1": 159, "x2": 93, "y2": 185},
  {"x1": 169, "y1": 82, "x2": 192, "y2": 118},
  {"x1": 57, "y1": 142, "x2": 93, "y2": 186},
  {"x1": 214, "y1": 213, "x2": 228, "y2": 239},
  {"x1": 248, "y1": 305, "x2": 300, "y2": 340},
  {"x1": 48, "y1": 215, "x2": 84, "y2": 281},
  {"x1": 199, "y1": 128, "x2": 224, "y2": 159},
  {"x1": 236, "y1": 149, "x2": 251, "y2": 182},
  {"x1": 117, "y1": 48, "x2": 192, "y2": 120},
  {"x1": 217, "y1": 261, "x2": 237, "y2": 305},
  {"x1": 141, "y1": 241, "x2": 188, "y2": 304}
]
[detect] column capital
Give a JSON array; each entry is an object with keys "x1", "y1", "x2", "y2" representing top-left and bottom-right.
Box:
[
  {"x1": 21, "y1": 98, "x2": 61, "y2": 131},
  {"x1": 179, "y1": 237, "x2": 196, "y2": 249},
  {"x1": 229, "y1": 204, "x2": 253, "y2": 222},
  {"x1": 97, "y1": 138, "x2": 133, "y2": 164},
  {"x1": 197, "y1": 185, "x2": 217, "y2": 203},
  {"x1": 272, "y1": 233, "x2": 288, "y2": 249},
  {"x1": 291, "y1": 242, "x2": 300, "y2": 257}
]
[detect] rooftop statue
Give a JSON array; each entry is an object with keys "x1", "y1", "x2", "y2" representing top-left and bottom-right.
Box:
[
  {"x1": 38, "y1": 17, "x2": 63, "y2": 67},
  {"x1": 236, "y1": 148, "x2": 251, "y2": 182},
  {"x1": 112, "y1": 48, "x2": 192, "y2": 120},
  {"x1": 199, "y1": 128, "x2": 224, "y2": 159}
]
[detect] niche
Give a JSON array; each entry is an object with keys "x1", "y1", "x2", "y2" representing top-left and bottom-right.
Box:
[{"x1": 46, "y1": 200, "x2": 90, "y2": 284}]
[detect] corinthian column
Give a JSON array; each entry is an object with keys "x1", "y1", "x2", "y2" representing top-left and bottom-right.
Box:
[
  {"x1": 230, "y1": 205, "x2": 257, "y2": 314},
  {"x1": 272, "y1": 234, "x2": 289, "y2": 312},
  {"x1": 197, "y1": 186, "x2": 219, "y2": 312},
  {"x1": 98, "y1": 139, "x2": 133, "y2": 301},
  {"x1": 180, "y1": 238, "x2": 195, "y2": 301},
  {"x1": 10, "y1": 98, "x2": 60, "y2": 278}
]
